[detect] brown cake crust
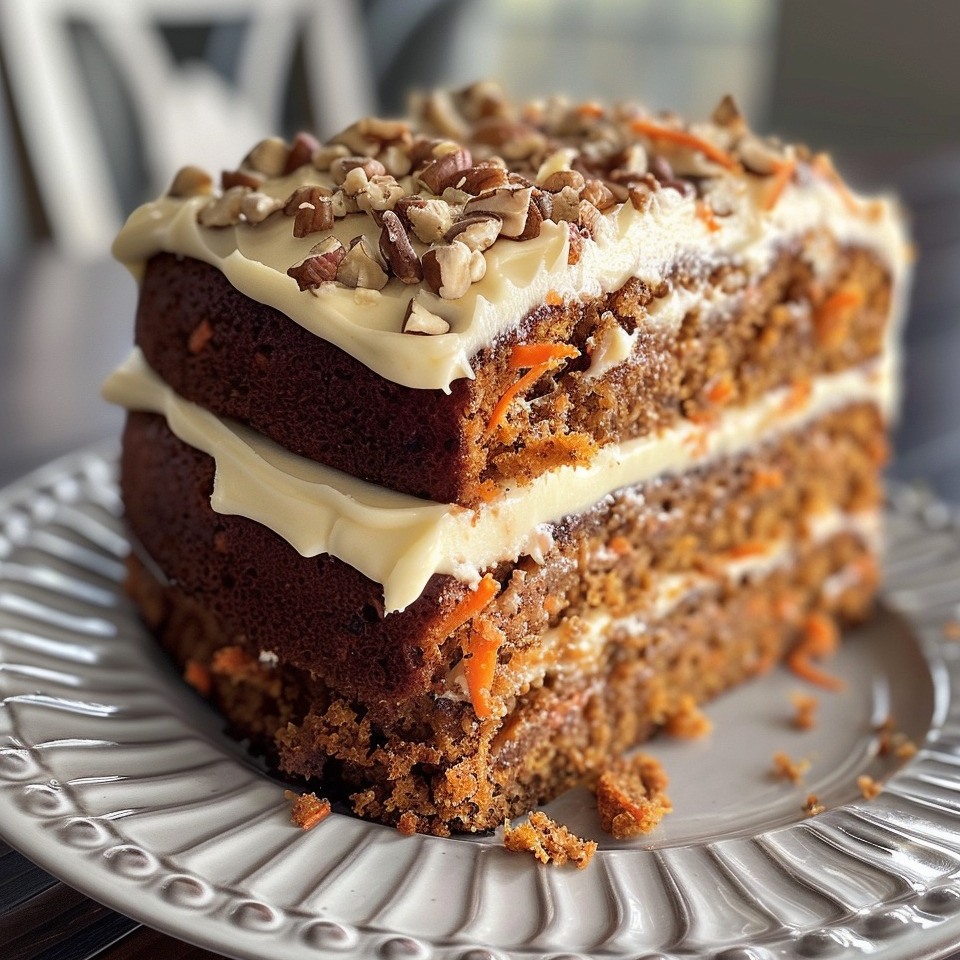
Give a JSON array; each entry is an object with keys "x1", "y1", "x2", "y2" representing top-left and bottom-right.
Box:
[{"x1": 134, "y1": 237, "x2": 889, "y2": 506}]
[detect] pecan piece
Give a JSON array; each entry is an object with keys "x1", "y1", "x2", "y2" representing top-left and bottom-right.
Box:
[
  {"x1": 457, "y1": 163, "x2": 509, "y2": 195},
  {"x1": 222, "y1": 168, "x2": 262, "y2": 191},
  {"x1": 243, "y1": 137, "x2": 289, "y2": 177},
  {"x1": 421, "y1": 241, "x2": 474, "y2": 299},
  {"x1": 330, "y1": 156, "x2": 386, "y2": 186},
  {"x1": 463, "y1": 184, "x2": 533, "y2": 238},
  {"x1": 284, "y1": 185, "x2": 334, "y2": 238},
  {"x1": 418, "y1": 147, "x2": 473, "y2": 194},
  {"x1": 168, "y1": 165, "x2": 213, "y2": 198},
  {"x1": 379, "y1": 210, "x2": 423, "y2": 284},
  {"x1": 337, "y1": 236, "x2": 388, "y2": 289},
  {"x1": 540, "y1": 169, "x2": 585, "y2": 194},
  {"x1": 581, "y1": 179, "x2": 617, "y2": 212},
  {"x1": 198, "y1": 186, "x2": 249, "y2": 227},
  {"x1": 285, "y1": 132, "x2": 321, "y2": 174},
  {"x1": 510, "y1": 198, "x2": 542, "y2": 241},
  {"x1": 286, "y1": 237, "x2": 346, "y2": 290},
  {"x1": 402, "y1": 299, "x2": 450, "y2": 335},
  {"x1": 444, "y1": 213, "x2": 502, "y2": 252},
  {"x1": 550, "y1": 185, "x2": 582, "y2": 223},
  {"x1": 240, "y1": 191, "x2": 283, "y2": 223},
  {"x1": 405, "y1": 198, "x2": 455, "y2": 243}
]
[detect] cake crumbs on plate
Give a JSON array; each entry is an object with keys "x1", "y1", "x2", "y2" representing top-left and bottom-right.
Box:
[
  {"x1": 790, "y1": 691, "x2": 819, "y2": 730},
  {"x1": 802, "y1": 793, "x2": 825, "y2": 817},
  {"x1": 664, "y1": 694, "x2": 713, "y2": 739},
  {"x1": 594, "y1": 753, "x2": 673, "y2": 839},
  {"x1": 874, "y1": 715, "x2": 917, "y2": 759},
  {"x1": 771, "y1": 750, "x2": 811, "y2": 784},
  {"x1": 857, "y1": 774, "x2": 882, "y2": 800},
  {"x1": 285, "y1": 790, "x2": 332, "y2": 830},
  {"x1": 503, "y1": 811, "x2": 597, "y2": 869}
]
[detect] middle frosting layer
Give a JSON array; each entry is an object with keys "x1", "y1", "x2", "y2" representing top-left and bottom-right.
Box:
[{"x1": 103, "y1": 349, "x2": 892, "y2": 613}]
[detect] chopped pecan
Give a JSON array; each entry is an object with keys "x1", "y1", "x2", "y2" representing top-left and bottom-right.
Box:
[
  {"x1": 330, "y1": 156, "x2": 386, "y2": 186},
  {"x1": 510, "y1": 198, "x2": 542, "y2": 241},
  {"x1": 357, "y1": 175, "x2": 405, "y2": 215},
  {"x1": 402, "y1": 299, "x2": 450, "y2": 335},
  {"x1": 405, "y1": 198, "x2": 455, "y2": 243},
  {"x1": 168, "y1": 165, "x2": 213, "y2": 198},
  {"x1": 198, "y1": 186, "x2": 249, "y2": 227},
  {"x1": 334, "y1": 117, "x2": 411, "y2": 156},
  {"x1": 581, "y1": 179, "x2": 617, "y2": 211},
  {"x1": 380, "y1": 143, "x2": 413, "y2": 178},
  {"x1": 464, "y1": 184, "x2": 533, "y2": 238},
  {"x1": 222, "y1": 168, "x2": 263, "y2": 191},
  {"x1": 417, "y1": 89, "x2": 469, "y2": 139},
  {"x1": 379, "y1": 210, "x2": 423, "y2": 284},
  {"x1": 284, "y1": 185, "x2": 334, "y2": 237},
  {"x1": 311, "y1": 143, "x2": 351, "y2": 171},
  {"x1": 243, "y1": 137, "x2": 289, "y2": 177},
  {"x1": 240, "y1": 191, "x2": 283, "y2": 223},
  {"x1": 444, "y1": 213, "x2": 502, "y2": 251},
  {"x1": 418, "y1": 147, "x2": 473, "y2": 194},
  {"x1": 336, "y1": 236, "x2": 388, "y2": 289},
  {"x1": 535, "y1": 149, "x2": 578, "y2": 186},
  {"x1": 421, "y1": 241, "x2": 474, "y2": 299},
  {"x1": 551, "y1": 185, "x2": 582, "y2": 222},
  {"x1": 284, "y1": 132, "x2": 321, "y2": 174},
  {"x1": 287, "y1": 237, "x2": 346, "y2": 289},
  {"x1": 540, "y1": 169, "x2": 585, "y2": 194},
  {"x1": 458, "y1": 163, "x2": 509, "y2": 195}
]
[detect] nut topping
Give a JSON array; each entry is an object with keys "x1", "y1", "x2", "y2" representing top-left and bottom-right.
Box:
[
  {"x1": 581, "y1": 179, "x2": 617, "y2": 211},
  {"x1": 357, "y1": 175, "x2": 405, "y2": 215},
  {"x1": 287, "y1": 237, "x2": 346, "y2": 289},
  {"x1": 443, "y1": 213, "x2": 502, "y2": 251},
  {"x1": 379, "y1": 210, "x2": 423, "y2": 283},
  {"x1": 737, "y1": 134, "x2": 786, "y2": 176},
  {"x1": 418, "y1": 147, "x2": 473, "y2": 194},
  {"x1": 284, "y1": 132, "x2": 321, "y2": 174},
  {"x1": 711, "y1": 94, "x2": 747, "y2": 135},
  {"x1": 284, "y1": 185, "x2": 334, "y2": 237},
  {"x1": 421, "y1": 241, "x2": 474, "y2": 299},
  {"x1": 464, "y1": 184, "x2": 533, "y2": 238},
  {"x1": 243, "y1": 137, "x2": 289, "y2": 177},
  {"x1": 198, "y1": 186, "x2": 249, "y2": 227},
  {"x1": 169, "y1": 165, "x2": 213, "y2": 198},
  {"x1": 457, "y1": 163, "x2": 509, "y2": 195},
  {"x1": 540, "y1": 169, "x2": 586, "y2": 194},
  {"x1": 551, "y1": 185, "x2": 582, "y2": 222},
  {"x1": 405, "y1": 198, "x2": 455, "y2": 243},
  {"x1": 331, "y1": 156, "x2": 386, "y2": 186},
  {"x1": 336, "y1": 236, "x2": 388, "y2": 289},
  {"x1": 402, "y1": 299, "x2": 450, "y2": 335},
  {"x1": 221, "y1": 168, "x2": 262, "y2": 191},
  {"x1": 240, "y1": 191, "x2": 283, "y2": 223}
]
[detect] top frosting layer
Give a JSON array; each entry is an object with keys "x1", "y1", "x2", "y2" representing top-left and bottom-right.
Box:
[{"x1": 112, "y1": 83, "x2": 909, "y2": 391}]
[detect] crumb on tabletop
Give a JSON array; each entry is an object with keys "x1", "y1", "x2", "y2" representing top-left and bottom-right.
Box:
[
  {"x1": 803, "y1": 793, "x2": 825, "y2": 817},
  {"x1": 664, "y1": 695, "x2": 713, "y2": 739},
  {"x1": 285, "y1": 790, "x2": 332, "y2": 830},
  {"x1": 771, "y1": 750, "x2": 810, "y2": 784},
  {"x1": 791, "y1": 691, "x2": 819, "y2": 731},
  {"x1": 503, "y1": 811, "x2": 597, "y2": 869},
  {"x1": 595, "y1": 753, "x2": 673, "y2": 839},
  {"x1": 857, "y1": 774, "x2": 882, "y2": 800}
]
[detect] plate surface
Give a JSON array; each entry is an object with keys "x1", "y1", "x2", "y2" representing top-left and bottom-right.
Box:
[{"x1": 3, "y1": 447, "x2": 960, "y2": 960}]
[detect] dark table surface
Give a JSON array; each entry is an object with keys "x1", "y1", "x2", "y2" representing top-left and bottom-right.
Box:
[{"x1": 0, "y1": 161, "x2": 959, "y2": 958}]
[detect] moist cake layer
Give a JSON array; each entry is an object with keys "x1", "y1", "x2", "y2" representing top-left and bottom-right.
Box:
[
  {"x1": 120, "y1": 396, "x2": 884, "y2": 711},
  {"x1": 133, "y1": 237, "x2": 890, "y2": 505}
]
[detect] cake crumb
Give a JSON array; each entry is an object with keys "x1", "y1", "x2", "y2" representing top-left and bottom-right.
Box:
[
  {"x1": 857, "y1": 774, "x2": 882, "y2": 800},
  {"x1": 183, "y1": 659, "x2": 211, "y2": 697},
  {"x1": 771, "y1": 750, "x2": 810, "y2": 784},
  {"x1": 286, "y1": 790, "x2": 331, "y2": 830},
  {"x1": 791, "y1": 691, "x2": 819, "y2": 730},
  {"x1": 595, "y1": 754, "x2": 673, "y2": 839},
  {"x1": 944, "y1": 620, "x2": 960, "y2": 641},
  {"x1": 802, "y1": 793, "x2": 825, "y2": 817},
  {"x1": 503, "y1": 811, "x2": 596, "y2": 868},
  {"x1": 894, "y1": 736, "x2": 917, "y2": 759},
  {"x1": 396, "y1": 811, "x2": 421, "y2": 835},
  {"x1": 875, "y1": 716, "x2": 916, "y2": 760},
  {"x1": 664, "y1": 695, "x2": 713, "y2": 739}
]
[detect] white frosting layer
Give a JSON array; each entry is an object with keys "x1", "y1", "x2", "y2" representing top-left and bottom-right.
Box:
[
  {"x1": 111, "y1": 169, "x2": 909, "y2": 392},
  {"x1": 103, "y1": 349, "x2": 893, "y2": 613}
]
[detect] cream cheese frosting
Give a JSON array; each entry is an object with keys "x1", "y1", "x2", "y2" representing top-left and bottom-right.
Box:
[
  {"x1": 103, "y1": 349, "x2": 893, "y2": 613},
  {"x1": 112, "y1": 174, "x2": 908, "y2": 392}
]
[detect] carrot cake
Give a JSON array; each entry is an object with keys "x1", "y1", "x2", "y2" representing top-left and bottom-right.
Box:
[{"x1": 103, "y1": 83, "x2": 909, "y2": 835}]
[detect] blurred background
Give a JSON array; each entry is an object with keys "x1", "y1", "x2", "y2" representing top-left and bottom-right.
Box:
[{"x1": 0, "y1": 0, "x2": 958, "y2": 495}]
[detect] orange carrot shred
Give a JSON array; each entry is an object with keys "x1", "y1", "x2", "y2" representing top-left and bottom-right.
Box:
[
  {"x1": 762, "y1": 159, "x2": 797, "y2": 211},
  {"x1": 184, "y1": 660, "x2": 212, "y2": 697},
  {"x1": 630, "y1": 118, "x2": 738, "y2": 171},
  {"x1": 545, "y1": 289, "x2": 563, "y2": 307},
  {"x1": 435, "y1": 574, "x2": 499, "y2": 639},
  {"x1": 788, "y1": 612, "x2": 845, "y2": 691},
  {"x1": 726, "y1": 541, "x2": 769, "y2": 560},
  {"x1": 576, "y1": 102, "x2": 605, "y2": 119},
  {"x1": 509, "y1": 342, "x2": 579, "y2": 369},
  {"x1": 464, "y1": 619, "x2": 504, "y2": 719},
  {"x1": 813, "y1": 285, "x2": 865, "y2": 347},
  {"x1": 695, "y1": 199, "x2": 721, "y2": 232}
]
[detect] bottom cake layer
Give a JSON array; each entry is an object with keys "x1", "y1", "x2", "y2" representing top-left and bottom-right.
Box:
[{"x1": 120, "y1": 401, "x2": 885, "y2": 834}]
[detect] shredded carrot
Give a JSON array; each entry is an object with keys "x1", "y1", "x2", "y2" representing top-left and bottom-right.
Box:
[
  {"x1": 464, "y1": 619, "x2": 504, "y2": 719},
  {"x1": 184, "y1": 659, "x2": 211, "y2": 697},
  {"x1": 576, "y1": 102, "x2": 605, "y2": 119},
  {"x1": 435, "y1": 574, "x2": 499, "y2": 639},
  {"x1": 782, "y1": 378, "x2": 812, "y2": 414},
  {"x1": 761, "y1": 159, "x2": 797, "y2": 211},
  {"x1": 609, "y1": 535, "x2": 633, "y2": 556},
  {"x1": 750, "y1": 466, "x2": 785, "y2": 493},
  {"x1": 545, "y1": 289, "x2": 563, "y2": 307},
  {"x1": 483, "y1": 343, "x2": 579, "y2": 438},
  {"x1": 787, "y1": 612, "x2": 845, "y2": 691},
  {"x1": 725, "y1": 541, "x2": 769, "y2": 560},
  {"x1": 812, "y1": 153, "x2": 861, "y2": 214},
  {"x1": 630, "y1": 117, "x2": 738, "y2": 171},
  {"x1": 704, "y1": 373, "x2": 734, "y2": 406},
  {"x1": 509, "y1": 342, "x2": 579, "y2": 368},
  {"x1": 813, "y1": 285, "x2": 865, "y2": 348},
  {"x1": 695, "y1": 199, "x2": 721, "y2": 232}
]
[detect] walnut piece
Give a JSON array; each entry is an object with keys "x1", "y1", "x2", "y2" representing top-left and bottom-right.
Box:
[
  {"x1": 379, "y1": 210, "x2": 423, "y2": 283},
  {"x1": 286, "y1": 236, "x2": 346, "y2": 290},
  {"x1": 336, "y1": 236, "x2": 388, "y2": 289},
  {"x1": 284, "y1": 185, "x2": 334, "y2": 238}
]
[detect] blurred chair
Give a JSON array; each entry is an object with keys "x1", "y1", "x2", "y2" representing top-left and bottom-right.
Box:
[{"x1": 0, "y1": 0, "x2": 375, "y2": 256}]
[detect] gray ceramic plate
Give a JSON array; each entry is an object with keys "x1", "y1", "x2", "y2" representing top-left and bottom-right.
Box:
[{"x1": 2, "y1": 446, "x2": 960, "y2": 960}]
